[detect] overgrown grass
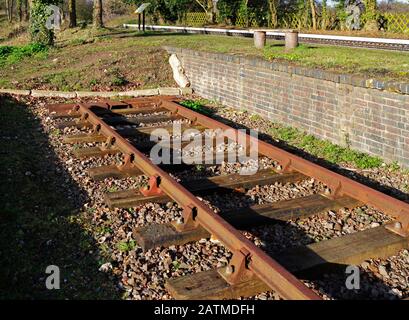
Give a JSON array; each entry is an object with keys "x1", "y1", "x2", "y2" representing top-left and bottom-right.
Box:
[
  {"x1": 0, "y1": 43, "x2": 48, "y2": 66},
  {"x1": 270, "y1": 125, "x2": 384, "y2": 169}
]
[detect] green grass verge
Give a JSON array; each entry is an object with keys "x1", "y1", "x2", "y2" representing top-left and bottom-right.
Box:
[{"x1": 270, "y1": 125, "x2": 384, "y2": 169}]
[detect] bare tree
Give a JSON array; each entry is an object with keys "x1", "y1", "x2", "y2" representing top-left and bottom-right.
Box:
[
  {"x1": 5, "y1": 0, "x2": 15, "y2": 22},
  {"x1": 268, "y1": 0, "x2": 278, "y2": 28},
  {"x1": 195, "y1": 0, "x2": 216, "y2": 23},
  {"x1": 309, "y1": 0, "x2": 317, "y2": 30},
  {"x1": 23, "y1": 0, "x2": 29, "y2": 21},
  {"x1": 68, "y1": 0, "x2": 76, "y2": 27},
  {"x1": 17, "y1": 0, "x2": 22, "y2": 22},
  {"x1": 93, "y1": 0, "x2": 103, "y2": 28}
]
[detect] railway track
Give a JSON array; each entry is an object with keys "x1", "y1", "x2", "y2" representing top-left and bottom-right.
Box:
[
  {"x1": 123, "y1": 24, "x2": 409, "y2": 51},
  {"x1": 47, "y1": 96, "x2": 409, "y2": 300}
]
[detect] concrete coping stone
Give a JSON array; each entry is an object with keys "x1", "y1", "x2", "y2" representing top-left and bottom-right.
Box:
[{"x1": 0, "y1": 87, "x2": 192, "y2": 98}]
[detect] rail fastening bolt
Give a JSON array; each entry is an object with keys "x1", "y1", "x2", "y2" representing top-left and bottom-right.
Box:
[
  {"x1": 394, "y1": 221, "x2": 402, "y2": 229},
  {"x1": 226, "y1": 265, "x2": 234, "y2": 275}
]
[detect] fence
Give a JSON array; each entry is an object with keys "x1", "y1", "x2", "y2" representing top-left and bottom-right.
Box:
[
  {"x1": 183, "y1": 12, "x2": 207, "y2": 26},
  {"x1": 177, "y1": 11, "x2": 409, "y2": 34},
  {"x1": 381, "y1": 12, "x2": 409, "y2": 33}
]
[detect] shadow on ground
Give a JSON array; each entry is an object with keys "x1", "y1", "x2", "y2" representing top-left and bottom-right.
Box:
[{"x1": 0, "y1": 95, "x2": 122, "y2": 299}]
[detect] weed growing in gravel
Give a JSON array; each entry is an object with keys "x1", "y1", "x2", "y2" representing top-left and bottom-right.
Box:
[
  {"x1": 388, "y1": 161, "x2": 401, "y2": 172},
  {"x1": 249, "y1": 114, "x2": 263, "y2": 121},
  {"x1": 179, "y1": 100, "x2": 214, "y2": 116},
  {"x1": 107, "y1": 186, "x2": 118, "y2": 193},
  {"x1": 270, "y1": 125, "x2": 383, "y2": 169},
  {"x1": 117, "y1": 240, "x2": 136, "y2": 252},
  {"x1": 96, "y1": 225, "x2": 113, "y2": 235},
  {"x1": 50, "y1": 128, "x2": 61, "y2": 136},
  {"x1": 86, "y1": 207, "x2": 96, "y2": 214},
  {"x1": 195, "y1": 164, "x2": 205, "y2": 172}
]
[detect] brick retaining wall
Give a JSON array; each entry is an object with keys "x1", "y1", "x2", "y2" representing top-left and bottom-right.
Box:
[{"x1": 165, "y1": 46, "x2": 409, "y2": 167}]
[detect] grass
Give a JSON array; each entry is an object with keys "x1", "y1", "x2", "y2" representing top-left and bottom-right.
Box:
[
  {"x1": 270, "y1": 125, "x2": 384, "y2": 169},
  {"x1": 0, "y1": 43, "x2": 48, "y2": 66},
  {"x1": 263, "y1": 43, "x2": 409, "y2": 79}
]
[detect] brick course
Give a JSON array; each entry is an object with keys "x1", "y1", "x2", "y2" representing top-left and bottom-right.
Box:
[{"x1": 165, "y1": 46, "x2": 409, "y2": 167}]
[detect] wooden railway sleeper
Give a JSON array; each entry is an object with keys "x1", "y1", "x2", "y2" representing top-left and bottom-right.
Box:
[{"x1": 218, "y1": 248, "x2": 256, "y2": 285}]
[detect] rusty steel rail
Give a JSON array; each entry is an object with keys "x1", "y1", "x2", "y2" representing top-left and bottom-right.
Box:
[{"x1": 72, "y1": 102, "x2": 320, "y2": 300}]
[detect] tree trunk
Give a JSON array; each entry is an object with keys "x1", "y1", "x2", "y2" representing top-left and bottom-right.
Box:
[
  {"x1": 93, "y1": 0, "x2": 103, "y2": 28},
  {"x1": 205, "y1": 0, "x2": 215, "y2": 23},
  {"x1": 68, "y1": 0, "x2": 76, "y2": 28},
  {"x1": 321, "y1": 0, "x2": 328, "y2": 30},
  {"x1": 268, "y1": 0, "x2": 278, "y2": 28},
  {"x1": 17, "y1": 0, "x2": 23, "y2": 22},
  {"x1": 5, "y1": 0, "x2": 9, "y2": 22},
  {"x1": 23, "y1": 0, "x2": 29, "y2": 21},
  {"x1": 6, "y1": 0, "x2": 14, "y2": 22},
  {"x1": 309, "y1": 0, "x2": 317, "y2": 30}
]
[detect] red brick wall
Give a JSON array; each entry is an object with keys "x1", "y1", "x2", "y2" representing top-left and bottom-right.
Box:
[{"x1": 165, "y1": 47, "x2": 409, "y2": 167}]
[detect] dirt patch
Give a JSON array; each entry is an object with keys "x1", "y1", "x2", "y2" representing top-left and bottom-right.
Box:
[{"x1": 1, "y1": 41, "x2": 175, "y2": 91}]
